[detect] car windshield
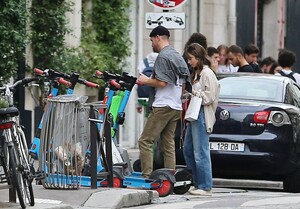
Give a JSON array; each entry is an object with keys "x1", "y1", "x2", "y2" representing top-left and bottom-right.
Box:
[{"x1": 218, "y1": 77, "x2": 284, "y2": 102}]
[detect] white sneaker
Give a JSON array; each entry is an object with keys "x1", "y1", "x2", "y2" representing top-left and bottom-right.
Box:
[
  {"x1": 188, "y1": 186, "x2": 197, "y2": 192},
  {"x1": 189, "y1": 189, "x2": 212, "y2": 196}
]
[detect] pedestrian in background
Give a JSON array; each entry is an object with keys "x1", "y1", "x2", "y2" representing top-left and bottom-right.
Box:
[
  {"x1": 137, "y1": 25, "x2": 191, "y2": 178},
  {"x1": 183, "y1": 43, "x2": 220, "y2": 196},
  {"x1": 227, "y1": 45, "x2": 254, "y2": 72},
  {"x1": 259, "y1": 56, "x2": 276, "y2": 73},
  {"x1": 207, "y1": 46, "x2": 220, "y2": 73},
  {"x1": 137, "y1": 52, "x2": 158, "y2": 74},
  {"x1": 217, "y1": 44, "x2": 238, "y2": 73},
  {"x1": 276, "y1": 49, "x2": 300, "y2": 85},
  {"x1": 244, "y1": 44, "x2": 263, "y2": 73},
  {"x1": 269, "y1": 62, "x2": 282, "y2": 74},
  {"x1": 183, "y1": 32, "x2": 207, "y2": 68}
]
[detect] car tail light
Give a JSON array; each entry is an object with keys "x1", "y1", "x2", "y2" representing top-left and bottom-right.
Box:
[
  {"x1": 253, "y1": 110, "x2": 291, "y2": 126},
  {"x1": 253, "y1": 110, "x2": 270, "y2": 124},
  {"x1": 269, "y1": 111, "x2": 291, "y2": 127}
]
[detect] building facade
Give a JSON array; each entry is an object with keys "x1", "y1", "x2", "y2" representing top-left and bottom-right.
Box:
[{"x1": 26, "y1": 0, "x2": 299, "y2": 148}]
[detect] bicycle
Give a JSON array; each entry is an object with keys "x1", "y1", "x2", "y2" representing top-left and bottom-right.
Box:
[{"x1": 0, "y1": 77, "x2": 39, "y2": 208}]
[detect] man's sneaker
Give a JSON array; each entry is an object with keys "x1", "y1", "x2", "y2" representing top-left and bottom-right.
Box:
[{"x1": 189, "y1": 189, "x2": 212, "y2": 196}]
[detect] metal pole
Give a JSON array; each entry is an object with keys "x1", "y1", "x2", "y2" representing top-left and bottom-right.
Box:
[
  {"x1": 90, "y1": 105, "x2": 97, "y2": 189},
  {"x1": 9, "y1": 187, "x2": 16, "y2": 202},
  {"x1": 104, "y1": 113, "x2": 113, "y2": 188}
]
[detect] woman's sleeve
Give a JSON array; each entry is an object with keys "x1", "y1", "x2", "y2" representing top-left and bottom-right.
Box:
[{"x1": 193, "y1": 73, "x2": 218, "y2": 105}]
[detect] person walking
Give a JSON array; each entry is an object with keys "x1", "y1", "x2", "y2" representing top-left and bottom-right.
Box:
[
  {"x1": 137, "y1": 25, "x2": 191, "y2": 178},
  {"x1": 183, "y1": 43, "x2": 220, "y2": 196}
]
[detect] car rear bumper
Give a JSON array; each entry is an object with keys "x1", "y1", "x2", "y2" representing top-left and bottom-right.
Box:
[{"x1": 210, "y1": 131, "x2": 298, "y2": 180}]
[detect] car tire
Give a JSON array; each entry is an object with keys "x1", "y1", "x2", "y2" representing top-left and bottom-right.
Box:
[{"x1": 283, "y1": 167, "x2": 300, "y2": 193}]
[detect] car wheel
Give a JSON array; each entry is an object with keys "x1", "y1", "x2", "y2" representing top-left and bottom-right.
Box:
[{"x1": 283, "y1": 167, "x2": 300, "y2": 193}]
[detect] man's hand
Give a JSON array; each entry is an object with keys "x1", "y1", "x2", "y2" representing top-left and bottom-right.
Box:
[{"x1": 137, "y1": 73, "x2": 150, "y2": 85}]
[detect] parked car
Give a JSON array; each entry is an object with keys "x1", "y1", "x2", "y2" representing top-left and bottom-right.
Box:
[{"x1": 211, "y1": 73, "x2": 300, "y2": 193}]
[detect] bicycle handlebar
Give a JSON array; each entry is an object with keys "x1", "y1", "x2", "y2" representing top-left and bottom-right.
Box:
[{"x1": 0, "y1": 77, "x2": 40, "y2": 91}]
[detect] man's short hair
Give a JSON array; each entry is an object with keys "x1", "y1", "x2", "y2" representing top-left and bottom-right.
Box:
[
  {"x1": 244, "y1": 44, "x2": 259, "y2": 55},
  {"x1": 278, "y1": 49, "x2": 297, "y2": 68},
  {"x1": 207, "y1": 46, "x2": 218, "y2": 57},
  {"x1": 228, "y1": 45, "x2": 244, "y2": 56}
]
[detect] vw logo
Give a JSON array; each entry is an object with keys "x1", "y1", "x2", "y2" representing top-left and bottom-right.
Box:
[{"x1": 220, "y1": 110, "x2": 230, "y2": 120}]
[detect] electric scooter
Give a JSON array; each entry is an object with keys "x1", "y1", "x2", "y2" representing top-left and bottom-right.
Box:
[{"x1": 88, "y1": 71, "x2": 177, "y2": 197}]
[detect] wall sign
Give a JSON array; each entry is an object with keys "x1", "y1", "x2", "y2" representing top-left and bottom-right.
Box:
[{"x1": 145, "y1": 13, "x2": 185, "y2": 29}]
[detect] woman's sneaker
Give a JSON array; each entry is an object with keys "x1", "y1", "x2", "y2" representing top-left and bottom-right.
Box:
[
  {"x1": 189, "y1": 189, "x2": 212, "y2": 196},
  {"x1": 188, "y1": 186, "x2": 197, "y2": 192}
]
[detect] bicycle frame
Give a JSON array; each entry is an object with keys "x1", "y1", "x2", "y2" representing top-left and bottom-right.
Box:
[{"x1": 0, "y1": 77, "x2": 38, "y2": 208}]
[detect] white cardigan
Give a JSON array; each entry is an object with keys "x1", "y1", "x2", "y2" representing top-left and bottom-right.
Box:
[{"x1": 192, "y1": 65, "x2": 220, "y2": 133}]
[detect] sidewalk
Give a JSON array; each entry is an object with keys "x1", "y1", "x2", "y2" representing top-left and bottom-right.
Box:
[
  {"x1": 0, "y1": 184, "x2": 158, "y2": 209},
  {"x1": 0, "y1": 148, "x2": 284, "y2": 209}
]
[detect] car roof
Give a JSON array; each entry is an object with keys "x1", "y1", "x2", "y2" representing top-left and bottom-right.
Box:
[{"x1": 216, "y1": 72, "x2": 289, "y2": 83}]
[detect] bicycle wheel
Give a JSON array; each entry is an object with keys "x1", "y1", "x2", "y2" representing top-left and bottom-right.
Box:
[
  {"x1": 15, "y1": 128, "x2": 35, "y2": 206},
  {"x1": 8, "y1": 145, "x2": 26, "y2": 209}
]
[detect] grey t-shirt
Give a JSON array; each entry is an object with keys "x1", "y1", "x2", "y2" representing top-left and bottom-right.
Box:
[{"x1": 148, "y1": 45, "x2": 189, "y2": 109}]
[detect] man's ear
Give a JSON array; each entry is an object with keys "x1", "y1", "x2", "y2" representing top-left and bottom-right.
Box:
[{"x1": 237, "y1": 53, "x2": 243, "y2": 59}]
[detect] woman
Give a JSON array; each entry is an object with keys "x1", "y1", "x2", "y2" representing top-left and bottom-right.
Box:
[
  {"x1": 217, "y1": 44, "x2": 238, "y2": 73},
  {"x1": 183, "y1": 43, "x2": 220, "y2": 196}
]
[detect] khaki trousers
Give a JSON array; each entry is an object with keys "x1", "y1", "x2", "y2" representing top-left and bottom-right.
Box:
[{"x1": 138, "y1": 106, "x2": 181, "y2": 178}]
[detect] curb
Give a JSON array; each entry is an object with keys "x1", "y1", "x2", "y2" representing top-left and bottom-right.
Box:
[
  {"x1": 0, "y1": 202, "x2": 73, "y2": 209},
  {"x1": 83, "y1": 188, "x2": 158, "y2": 209}
]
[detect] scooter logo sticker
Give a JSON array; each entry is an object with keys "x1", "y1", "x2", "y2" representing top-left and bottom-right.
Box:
[{"x1": 148, "y1": 0, "x2": 188, "y2": 10}]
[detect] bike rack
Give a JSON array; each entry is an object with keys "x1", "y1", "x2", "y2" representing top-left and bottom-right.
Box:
[{"x1": 88, "y1": 104, "x2": 114, "y2": 188}]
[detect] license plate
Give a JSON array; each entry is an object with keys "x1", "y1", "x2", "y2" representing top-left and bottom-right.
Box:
[{"x1": 209, "y1": 142, "x2": 245, "y2": 152}]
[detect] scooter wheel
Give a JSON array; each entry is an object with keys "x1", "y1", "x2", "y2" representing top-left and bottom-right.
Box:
[
  {"x1": 133, "y1": 159, "x2": 141, "y2": 172},
  {"x1": 173, "y1": 169, "x2": 192, "y2": 194},
  {"x1": 113, "y1": 177, "x2": 123, "y2": 188},
  {"x1": 155, "y1": 180, "x2": 174, "y2": 197}
]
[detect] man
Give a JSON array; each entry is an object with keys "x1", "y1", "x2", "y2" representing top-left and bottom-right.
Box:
[
  {"x1": 227, "y1": 45, "x2": 254, "y2": 72},
  {"x1": 244, "y1": 44, "x2": 263, "y2": 73},
  {"x1": 277, "y1": 49, "x2": 300, "y2": 85},
  {"x1": 137, "y1": 25, "x2": 191, "y2": 178},
  {"x1": 207, "y1": 46, "x2": 220, "y2": 72}
]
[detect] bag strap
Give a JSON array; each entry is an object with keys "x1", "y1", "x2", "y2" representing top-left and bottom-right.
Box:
[
  {"x1": 279, "y1": 70, "x2": 296, "y2": 82},
  {"x1": 143, "y1": 58, "x2": 149, "y2": 68},
  {"x1": 179, "y1": 102, "x2": 188, "y2": 149}
]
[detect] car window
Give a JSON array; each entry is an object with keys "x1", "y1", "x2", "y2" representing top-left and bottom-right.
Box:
[{"x1": 218, "y1": 77, "x2": 283, "y2": 102}]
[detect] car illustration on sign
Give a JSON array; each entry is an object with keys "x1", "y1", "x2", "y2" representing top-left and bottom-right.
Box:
[{"x1": 147, "y1": 16, "x2": 164, "y2": 26}]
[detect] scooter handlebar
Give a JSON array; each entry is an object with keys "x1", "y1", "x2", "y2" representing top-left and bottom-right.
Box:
[
  {"x1": 109, "y1": 79, "x2": 121, "y2": 89},
  {"x1": 95, "y1": 70, "x2": 103, "y2": 77},
  {"x1": 57, "y1": 78, "x2": 72, "y2": 86},
  {"x1": 33, "y1": 68, "x2": 45, "y2": 75},
  {"x1": 83, "y1": 80, "x2": 99, "y2": 88}
]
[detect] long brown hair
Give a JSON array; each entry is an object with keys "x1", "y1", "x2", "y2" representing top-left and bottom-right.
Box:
[{"x1": 185, "y1": 43, "x2": 212, "y2": 82}]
